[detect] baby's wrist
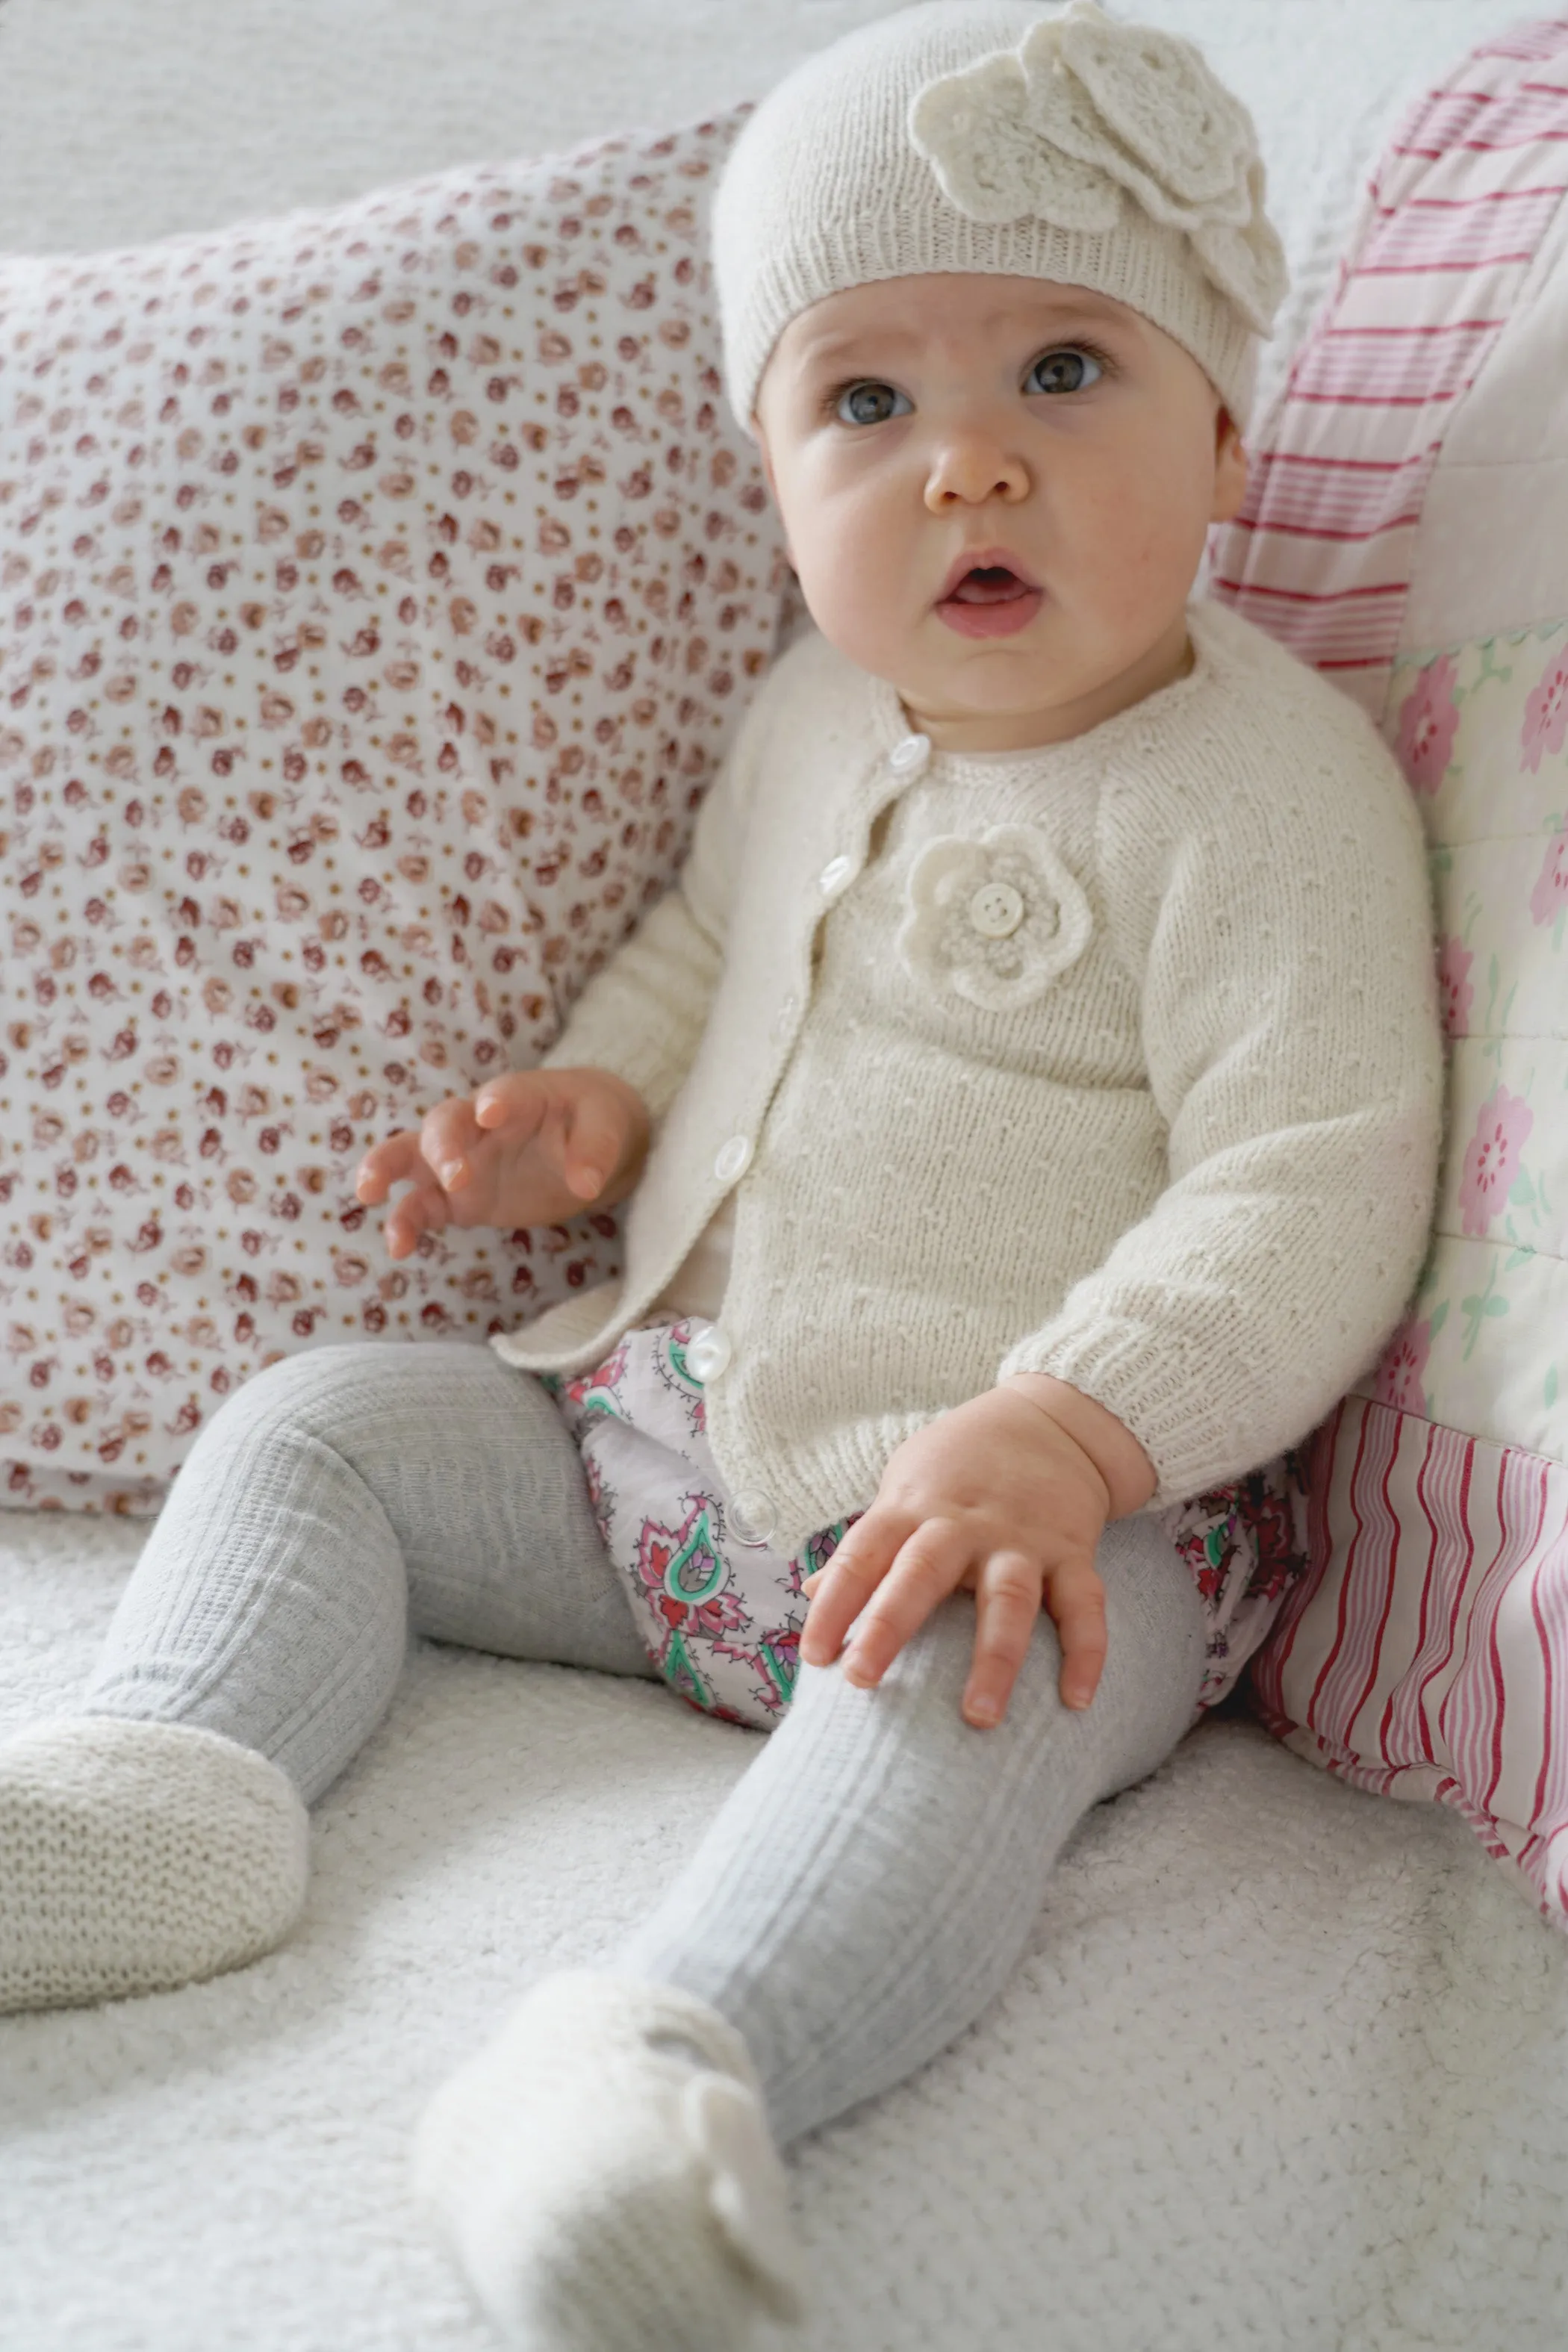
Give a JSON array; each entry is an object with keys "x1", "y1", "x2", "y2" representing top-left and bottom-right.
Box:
[{"x1": 1000, "y1": 1373, "x2": 1157, "y2": 1519}]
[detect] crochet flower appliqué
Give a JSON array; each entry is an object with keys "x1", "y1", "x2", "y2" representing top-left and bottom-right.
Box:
[
  {"x1": 897, "y1": 826, "x2": 1092, "y2": 1013},
  {"x1": 907, "y1": 0, "x2": 1287, "y2": 337}
]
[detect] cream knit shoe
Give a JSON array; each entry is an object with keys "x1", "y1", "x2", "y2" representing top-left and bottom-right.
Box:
[
  {"x1": 0, "y1": 1715, "x2": 309, "y2": 2014},
  {"x1": 413, "y1": 1970, "x2": 803, "y2": 2351}
]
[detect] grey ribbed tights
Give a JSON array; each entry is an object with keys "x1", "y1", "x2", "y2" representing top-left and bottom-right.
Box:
[{"x1": 83, "y1": 1340, "x2": 1207, "y2": 2146}]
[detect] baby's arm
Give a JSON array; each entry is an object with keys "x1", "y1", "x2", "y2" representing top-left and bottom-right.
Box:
[{"x1": 357, "y1": 654, "x2": 781, "y2": 1254}]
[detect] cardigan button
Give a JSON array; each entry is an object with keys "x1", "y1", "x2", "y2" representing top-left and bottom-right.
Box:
[
  {"x1": 727, "y1": 1487, "x2": 777, "y2": 1548},
  {"x1": 889, "y1": 732, "x2": 931, "y2": 775},
  {"x1": 818, "y1": 853, "x2": 855, "y2": 900},
  {"x1": 684, "y1": 1322, "x2": 733, "y2": 1383},
  {"x1": 714, "y1": 1134, "x2": 752, "y2": 1183},
  {"x1": 968, "y1": 880, "x2": 1025, "y2": 939}
]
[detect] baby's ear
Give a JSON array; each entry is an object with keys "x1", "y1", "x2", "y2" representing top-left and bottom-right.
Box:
[{"x1": 1211, "y1": 405, "x2": 1249, "y2": 525}]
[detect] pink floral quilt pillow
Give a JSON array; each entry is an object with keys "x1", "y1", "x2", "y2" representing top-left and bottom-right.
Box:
[
  {"x1": 1209, "y1": 17, "x2": 1568, "y2": 1928},
  {"x1": 0, "y1": 113, "x2": 788, "y2": 1511}
]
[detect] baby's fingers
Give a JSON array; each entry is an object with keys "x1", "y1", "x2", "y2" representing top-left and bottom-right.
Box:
[
  {"x1": 381, "y1": 1180, "x2": 454, "y2": 1261},
  {"x1": 1043, "y1": 1555, "x2": 1109, "y2": 1713},
  {"x1": 798, "y1": 1512, "x2": 912, "y2": 1668},
  {"x1": 557, "y1": 1083, "x2": 634, "y2": 1202},
  {"x1": 418, "y1": 1094, "x2": 491, "y2": 1196},
  {"x1": 960, "y1": 1552, "x2": 1044, "y2": 1729},
  {"x1": 837, "y1": 1519, "x2": 971, "y2": 1690},
  {"x1": 355, "y1": 1128, "x2": 425, "y2": 1206}
]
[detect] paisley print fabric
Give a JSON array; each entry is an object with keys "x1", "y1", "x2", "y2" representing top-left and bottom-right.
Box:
[{"x1": 549, "y1": 1320, "x2": 853, "y2": 1731}]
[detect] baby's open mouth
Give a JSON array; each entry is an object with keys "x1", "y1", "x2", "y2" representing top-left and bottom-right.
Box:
[
  {"x1": 947, "y1": 565, "x2": 1033, "y2": 605},
  {"x1": 935, "y1": 559, "x2": 1044, "y2": 639}
]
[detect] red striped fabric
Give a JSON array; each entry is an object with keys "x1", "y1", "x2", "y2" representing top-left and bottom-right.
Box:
[
  {"x1": 1250, "y1": 1407, "x2": 1568, "y2": 1923},
  {"x1": 1207, "y1": 13, "x2": 1568, "y2": 715},
  {"x1": 1224, "y1": 18, "x2": 1568, "y2": 1931}
]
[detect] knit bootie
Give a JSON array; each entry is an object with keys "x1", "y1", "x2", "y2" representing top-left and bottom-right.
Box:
[
  {"x1": 0, "y1": 1714, "x2": 309, "y2": 2014},
  {"x1": 413, "y1": 1970, "x2": 804, "y2": 2351}
]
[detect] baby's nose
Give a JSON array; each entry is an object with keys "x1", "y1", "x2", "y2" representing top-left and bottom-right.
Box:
[{"x1": 924, "y1": 432, "x2": 1028, "y2": 509}]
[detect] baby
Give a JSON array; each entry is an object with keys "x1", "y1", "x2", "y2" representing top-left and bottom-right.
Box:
[{"x1": 0, "y1": 4, "x2": 1443, "y2": 2348}]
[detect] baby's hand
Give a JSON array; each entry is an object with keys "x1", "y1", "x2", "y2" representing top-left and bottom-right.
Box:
[
  {"x1": 355, "y1": 1066, "x2": 650, "y2": 1262},
  {"x1": 798, "y1": 1378, "x2": 1154, "y2": 1729}
]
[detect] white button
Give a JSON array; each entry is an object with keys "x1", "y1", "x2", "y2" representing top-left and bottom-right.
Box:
[
  {"x1": 770, "y1": 992, "x2": 799, "y2": 1045},
  {"x1": 714, "y1": 1133, "x2": 752, "y2": 1183},
  {"x1": 818, "y1": 854, "x2": 855, "y2": 899},
  {"x1": 684, "y1": 1323, "x2": 733, "y2": 1383},
  {"x1": 727, "y1": 1487, "x2": 777, "y2": 1548},
  {"x1": 968, "y1": 880, "x2": 1025, "y2": 939},
  {"x1": 889, "y1": 732, "x2": 931, "y2": 775}
]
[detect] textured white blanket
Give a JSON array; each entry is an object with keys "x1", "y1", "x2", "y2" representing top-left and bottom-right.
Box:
[{"x1": 4, "y1": 4, "x2": 1566, "y2": 2347}]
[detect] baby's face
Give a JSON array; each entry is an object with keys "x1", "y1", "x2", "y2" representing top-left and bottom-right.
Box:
[{"x1": 752, "y1": 273, "x2": 1248, "y2": 753}]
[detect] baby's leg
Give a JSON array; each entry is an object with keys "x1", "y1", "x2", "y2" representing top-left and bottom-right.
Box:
[
  {"x1": 621, "y1": 1508, "x2": 1206, "y2": 2143},
  {"x1": 1, "y1": 1341, "x2": 652, "y2": 2013},
  {"x1": 415, "y1": 1514, "x2": 1206, "y2": 2350}
]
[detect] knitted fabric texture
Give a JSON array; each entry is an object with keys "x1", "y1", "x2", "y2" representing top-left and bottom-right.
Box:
[
  {"x1": 711, "y1": 0, "x2": 1288, "y2": 432},
  {"x1": 0, "y1": 1716, "x2": 308, "y2": 2013},
  {"x1": 414, "y1": 1970, "x2": 800, "y2": 2351},
  {"x1": 493, "y1": 596, "x2": 1443, "y2": 1555}
]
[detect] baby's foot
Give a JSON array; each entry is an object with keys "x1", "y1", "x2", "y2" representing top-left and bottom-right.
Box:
[
  {"x1": 413, "y1": 1970, "x2": 803, "y2": 2351},
  {"x1": 0, "y1": 1714, "x2": 308, "y2": 2013}
]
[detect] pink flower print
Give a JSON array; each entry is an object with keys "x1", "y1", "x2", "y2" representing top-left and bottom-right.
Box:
[
  {"x1": 1436, "y1": 936, "x2": 1474, "y2": 1037},
  {"x1": 1459, "y1": 1083, "x2": 1534, "y2": 1237},
  {"x1": 1393, "y1": 653, "x2": 1460, "y2": 795},
  {"x1": 1521, "y1": 645, "x2": 1568, "y2": 776},
  {"x1": 1375, "y1": 1316, "x2": 1431, "y2": 1417},
  {"x1": 1528, "y1": 828, "x2": 1568, "y2": 929}
]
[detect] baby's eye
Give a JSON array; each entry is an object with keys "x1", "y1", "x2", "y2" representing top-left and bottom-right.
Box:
[
  {"x1": 833, "y1": 381, "x2": 912, "y2": 427},
  {"x1": 1025, "y1": 346, "x2": 1106, "y2": 396}
]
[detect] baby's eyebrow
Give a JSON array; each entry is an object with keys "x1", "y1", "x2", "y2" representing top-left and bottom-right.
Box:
[{"x1": 799, "y1": 304, "x2": 1136, "y2": 367}]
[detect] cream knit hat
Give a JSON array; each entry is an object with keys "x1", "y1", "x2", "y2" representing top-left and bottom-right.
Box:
[{"x1": 712, "y1": 0, "x2": 1288, "y2": 435}]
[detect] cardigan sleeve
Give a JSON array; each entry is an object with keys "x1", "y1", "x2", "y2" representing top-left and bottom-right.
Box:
[
  {"x1": 537, "y1": 669, "x2": 771, "y2": 1121},
  {"x1": 998, "y1": 706, "x2": 1445, "y2": 1507}
]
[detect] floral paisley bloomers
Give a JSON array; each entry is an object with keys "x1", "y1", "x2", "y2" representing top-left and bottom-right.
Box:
[{"x1": 550, "y1": 1321, "x2": 854, "y2": 1730}]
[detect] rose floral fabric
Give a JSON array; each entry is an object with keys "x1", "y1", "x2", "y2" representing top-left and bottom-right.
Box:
[
  {"x1": 1360, "y1": 620, "x2": 1568, "y2": 1460},
  {"x1": 0, "y1": 113, "x2": 789, "y2": 1510}
]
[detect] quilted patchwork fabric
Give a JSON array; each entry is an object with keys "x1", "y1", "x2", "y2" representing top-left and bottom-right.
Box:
[
  {"x1": 1216, "y1": 17, "x2": 1568, "y2": 1926},
  {"x1": 0, "y1": 115, "x2": 788, "y2": 1508}
]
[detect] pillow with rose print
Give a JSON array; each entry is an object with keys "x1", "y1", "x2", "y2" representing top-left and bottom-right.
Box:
[
  {"x1": 0, "y1": 112, "x2": 790, "y2": 1513},
  {"x1": 1215, "y1": 17, "x2": 1568, "y2": 1929}
]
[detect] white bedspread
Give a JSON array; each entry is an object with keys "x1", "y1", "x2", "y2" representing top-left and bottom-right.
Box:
[{"x1": 3, "y1": 3, "x2": 1565, "y2": 2346}]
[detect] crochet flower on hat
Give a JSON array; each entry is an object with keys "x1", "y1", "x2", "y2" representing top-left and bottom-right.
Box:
[
  {"x1": 897, "y1": 824, "x2": 1093, "y2": 1013},
  {"x1": 907, "y1": 0, "x2": 1287, "y2": 336}
]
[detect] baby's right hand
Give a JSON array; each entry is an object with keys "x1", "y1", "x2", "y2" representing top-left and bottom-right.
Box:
[{"x1": 355, "y1": 1066, "x2": 650, "y2": 1261}]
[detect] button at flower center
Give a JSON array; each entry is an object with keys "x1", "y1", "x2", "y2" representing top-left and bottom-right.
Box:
[{"x1": 968, "y1": 880, "x2": 1025, "y2": 939}]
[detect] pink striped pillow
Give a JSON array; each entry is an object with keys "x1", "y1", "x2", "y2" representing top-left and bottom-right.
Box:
[{"x1": 1209, "y1": 15, "x2": 1568, "y2": 1928}]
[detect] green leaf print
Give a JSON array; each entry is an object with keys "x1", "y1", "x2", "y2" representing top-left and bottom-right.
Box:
[
  {"x1": 1511, "y1": 1169, "x2": 1536, "y2": 1207},
  {"x1": 1547, "y1": 1363, "x2": 1559, "y2": 1412},
  {"x1": 1474, "y1": 639, "x2": 1515, "y2": 693},
  {"x1": 1460, "y1": 1261, "x2": 1511, "y2": 1360},
  {"x1": 1428, "y1": 1299, "x2": 1449, "y2": 1341}
]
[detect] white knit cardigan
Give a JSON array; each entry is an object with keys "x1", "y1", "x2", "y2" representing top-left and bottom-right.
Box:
[{"x1": 493, "y1": 597, "x2": 1443, "y2": 1555}]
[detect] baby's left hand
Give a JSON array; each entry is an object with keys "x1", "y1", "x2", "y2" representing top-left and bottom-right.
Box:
[{"x1": 798, "y1": 1379, "x2": 1154, "y2": 1730}]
